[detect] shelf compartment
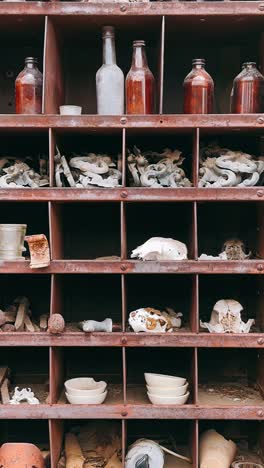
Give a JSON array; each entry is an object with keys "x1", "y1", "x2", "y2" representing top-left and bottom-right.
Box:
[
  {"x1": 198, "y1": 349, "x2": 264, "y2": 407},
  {"x1": 199, "y1": 275, "x2": 264, "y2": 333},
  {"x1": 126, "y1": 420, "x2": 195, "y2": 468}
]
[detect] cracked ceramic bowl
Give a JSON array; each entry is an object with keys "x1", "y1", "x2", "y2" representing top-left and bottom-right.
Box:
[
  {"x1": 146, "y1": 382, "x2": 188, "y2": 397},
  {"x1": 64, "y1": 378, "x2": 107, "y2": 396},
  {"x1": 65, "y1": 390, "x2": 107, "y2": 405},
  {"x1": 144, "y1": 373, "x2": 186, "y2": 388},
  {"x1": 147, "y1": 391, "x2": 190, "y2": 405}
]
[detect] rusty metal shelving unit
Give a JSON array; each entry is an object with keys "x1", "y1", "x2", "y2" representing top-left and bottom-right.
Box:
[{"x1": 0, "y1": 3, "x2": 264, "y2": 467}]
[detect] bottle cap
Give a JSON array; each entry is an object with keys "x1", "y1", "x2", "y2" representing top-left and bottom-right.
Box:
[
  {"x1": 242, "y1": 61, "x2": 256, "y2": 68},
  {"x1": 133, "y1": 40, "x2": 146, "y2": 47},
  {"x1": 102, "y1": 26, "x2": 115, "y2": 38},
  {"x1": 192, "y1": 58, "x2": 205, "y2": 66},
  {"x1": 25, "y1": 57, "x2": 38, "y2": 64}
]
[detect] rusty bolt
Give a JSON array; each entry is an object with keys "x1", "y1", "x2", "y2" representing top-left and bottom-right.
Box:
[
  {"x1": 121, "y1": 337, "x2": 127, "y2": 345},
  {"x1": 120, "y1": 4, "x2": 127, "y2": 11},
  {"x1": 257, "y1": 117, "x2": 264, "y2": 124},
  {"x1": 121, "y1": 190, "x2": 127, "y2": 199},
  {"x1": 258, "y1": 3, "x2": 264, "y2": 10},
  {"x1": 258, "y1": 338, "x2": 264, "y2": 345},
  {"x1": 257, "y1": 190, "x2": 264, "y2": 197},
  {"x1": 121, "y1": 410, "x2": 128, "y2": 417},
  {"x1": 120, "y1": 117, "x2": 127, "y2": 124},
  {"x1": 257, "y1": 409, "x2": 264, "y2": 417},
  {"x1": 257, "y1": 264, "x2": 264, "y2": 271},
  {"x1": 121, "y1": 264, "x2": 127, "y2": 272}
]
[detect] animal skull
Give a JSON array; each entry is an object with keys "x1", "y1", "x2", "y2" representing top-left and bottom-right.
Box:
[
  {"x1": 131, "y1": 237, "x2": 188, "y2": 261},
  {"x1": 129, "y1": 307, "x2": 182, "y2": 333},
  {"x1": 200, "y1": 299, "x2": 255, "y2": 333}
]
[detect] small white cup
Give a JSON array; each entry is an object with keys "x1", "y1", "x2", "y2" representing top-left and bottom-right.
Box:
[{"x1": 59, "y1": 105, "x2": 82, "y2": 116}]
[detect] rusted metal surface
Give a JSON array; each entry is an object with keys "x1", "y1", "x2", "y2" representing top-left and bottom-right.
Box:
[
  {"x1": 0, "y1": 332, "x2": 263, "y2": 347},
  {"x1": 1, "y1": 259, "x2": 264, "y2": 274},
  {"x1": 49, "y1": 420, "x2": 64, "y2": 468}
]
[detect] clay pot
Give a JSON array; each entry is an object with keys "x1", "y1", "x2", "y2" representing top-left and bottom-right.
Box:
[{"x1": 0, "y1": 442, "x2": 44, "y2": 467}]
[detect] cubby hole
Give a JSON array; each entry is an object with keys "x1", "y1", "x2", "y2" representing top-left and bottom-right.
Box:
[
  {"x1": 127, "y1": 202, "x2": 195, "y2": 259},
  {"x1": 127, "y1": 420, "x2": 195, "y2": 468},
  {"x1": 199, "y1": 421, "x2": 264, "y2": 466},
  {"x1": 52, "y1": 129, "x2": 122, "y2": 187},
  {"x1": 54, "y1": 420, "x2": 122, "y2": 468},
  {"x1": 53, "y1": 274, "x2": 122, "y2": 331},
  {"x1": 0, "y1": 130, "x2": 49, "y2": 187},
  {"x1": 125, "y1": 129, "x2": 193, "y2": 188},
  {"x1": 0, "y1": 348, "x2": 49, "y2": 405},
  {"x1": 0, "y1": 420, "x2": 50, "y2": 465},
  {"x1": 51, "y1": 202, "x2": 120, "y2": 259},
  {"x1": 126, "y1": 275, "x2": 194, "y2": 333},
  {"x1": 0, "y1": 274, "x2": 50, "y2": 331},
  {"x1": 199, "y1": 275, "x2": 264, "y2": 333},
  {"x1": 198, "y1": 349, "x2": 264, "y2": 406},
  {"x1": 0, "y1": 202, "x2": 49, "y2": 259},
  {"x1": 56, "y1": 348, "x2": 123, "y2": 405},
  {"x1": 198, "y1": 203, "x2": 263, "y2": 259},
  {"x1": 164, "y1": 19, "x2": 262, "y2": 114},
  {"x1": 48, "y1": 17, "x2": 161, "y2": 114},
  {"x1": 126, "y1": 348, "x2": 195, "y2": 405},
  {"x1": 0, "y1": 17, "x2": 44, "y2": 114}
]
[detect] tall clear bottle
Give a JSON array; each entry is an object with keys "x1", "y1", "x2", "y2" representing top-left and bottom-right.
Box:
[
  {"x1": 183, "y1": 59, "x2": 214, "y2": 114},
  {"x1": 15, "y1": 57, "x2": 43, "y2": 114},
  {"x1": 231, "y1": 62, "x2": 264, "y2": 113},
  {"x1": 126, "y1": 40, "x2": 155, "y2": 114},
  {"x1": 96, "y1": 26, "x2": 124, "y2": 115}
]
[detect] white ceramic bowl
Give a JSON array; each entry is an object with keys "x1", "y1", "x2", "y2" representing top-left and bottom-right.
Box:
[
  {"x1": 147, "y1": 391, "x2": 190, "y2": 405},
  {"x1": 144, "y1": 373, "x2": 186, "y2": 388},
  {"x1": 66, "y1": 390, "x2": 107, "y2": 405},
  {"x1": 59, "y1": 105, "x2": 82, "y2": 116},
  {"x1": 64, "y1": 378, "x2": 107, "y2": 396},
  {"x1": 146, "y1": 383, "x2": 188, "y2": 396}
]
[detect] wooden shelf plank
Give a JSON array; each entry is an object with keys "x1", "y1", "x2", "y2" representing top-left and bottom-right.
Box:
[
  {"x1": 0, "y1": 114, "x2": 263, "y2": 129},
  {"x1": 1, "y1": 259, "x2": 264, "y2": 274},
  {"x1": 0, "y1": 332, "x2": 263, "y2": 347}
]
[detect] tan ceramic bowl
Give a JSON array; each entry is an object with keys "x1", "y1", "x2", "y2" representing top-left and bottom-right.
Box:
[
  {"x1": 147, "y1": 391, "x2": 189, "y2": 405},
  {"x1": 64, "y1": 378, "x2": 107, "y2": 396},
  {"x1": 144, "y1": 373, "x2": 186, "y2": 387},
  {"x1": 146, "y1": 382, "x2": 188, "y2": 396}
]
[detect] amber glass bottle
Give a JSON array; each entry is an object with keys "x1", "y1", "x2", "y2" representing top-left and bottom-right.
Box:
[
  {"x1": 231, "y1": 62, "x2": 264, "y2": 113},
  {"x1": 183, "y1": 59, "x2": 214, "y2": 114},
  {"x1": 15, "y1": 57, "x2": 43, "y2": 114},
  {"x1": 126, "y1": 40, "x2": 155, "y2": 114}
]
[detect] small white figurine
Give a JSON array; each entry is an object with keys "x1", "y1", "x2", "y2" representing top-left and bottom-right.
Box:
[{"x1": 10, "y1": 387, "x2": 40, "y2": 405}]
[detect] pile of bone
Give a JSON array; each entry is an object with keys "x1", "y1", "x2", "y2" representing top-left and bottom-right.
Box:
[
  {"x1": 127, "y1": 146, "x2": 192, "y2": 187},
  {"x1": 145, "y1": 373, "x2": 189, "y2": 405},
  {"x1": 200, "y1": 299, "x2": 255, "y2": 334},
  {"x1": 199, "y1": 143, "x2": 264, "y2": 188},
  {"x1": 55, "y1": 148, "x2": 122, "y2": 188},
  {"x1": 128, "y1": 307, "x2": 182, "y2": 333},
  {"x1": 199, "y1": 238, "x2": 252, "y2": 261},
  {"x1": 0, "y1": 156, "x2": 48, "y2": 188},
  {"x1": 131, "y1": 237, "x2": 188, "y2": 261},
  {"x1": 0, "y1": 296, "x2": 48, "y2": 333}
]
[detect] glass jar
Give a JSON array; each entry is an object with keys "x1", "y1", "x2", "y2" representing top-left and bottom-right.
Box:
[
  {"x1": 15, "y1": 57, "x2": 43, "y2": 114},
  {"x1": 231, "y1": 62, "x2": 264, "y2": 113},
  {"x1": 183, "y1": 58, "x2": 214, "y2": 114},
  {"x1": 126, "y1": 40, "x2": 155, "y2": 114}
]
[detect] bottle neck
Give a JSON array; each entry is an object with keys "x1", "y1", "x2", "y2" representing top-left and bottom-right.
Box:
[
  {"x1": 131, "y1": 45, "x2": 148, "y2": 69},
  {"x1": 102, "y1": 35, "x2": 116, "y2": 65},
  {"x1": 193, "y1": 64, "x2": 204, "y2": 71}
]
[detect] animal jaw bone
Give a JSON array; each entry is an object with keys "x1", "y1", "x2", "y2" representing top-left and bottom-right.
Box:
[
  {"x1": 128, "y1": 307, "x2": 182, "y2": 333},
  {"x1": 131, "y1": 237, "x2": 188, "y2": 261},
  {"x1": 199, "y1": 144, "x2": 264, "y2": 188},
  {"x1": 80, "y1": 318, "x2": 113, "y2": 332},
  {"x1": 9, "y1": 387, "x2": 40, "y2": 405},
  {"x1": 127, "y1": 146, "x2": 192, "y2": 188},
  {"x1": 200, "y1": 299, "x2": 255, "y2": 333}
]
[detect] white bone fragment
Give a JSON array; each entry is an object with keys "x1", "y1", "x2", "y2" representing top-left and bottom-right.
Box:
[
  {"x1": 9, "y1": 387, "x2": 40, "y2": 405},
  {"x1": 131, "y1": 237, "x2": 188, "y2": 261},
  {"x1": 200, "y1": 299, "x2": 255, "y2": 333},
  {"x1": 80, "y1": 318, "x2": 113, "y2": 332}
]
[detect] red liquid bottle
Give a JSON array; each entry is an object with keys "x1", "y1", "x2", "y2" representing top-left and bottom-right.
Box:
[
  {"x1": 15, "y1": 57, "x2": 43, "y2": 114},
  {"x1": 183, "y1": 59, "x2": 214, "y2": 114},
  {"x1": 231, "y1": 62, "x2": 264, "y2": 114},
  {"x1": 126, "y1": 40, "x2": 155, "y2": 114}
]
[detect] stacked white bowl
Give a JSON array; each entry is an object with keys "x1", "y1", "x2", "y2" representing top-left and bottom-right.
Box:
[
  {"x1": 65, "y1": 377, "x2": 107, "y2": 404},
  {"x1": 144, "y1": 373, "x2": 189, "y2": 405}
]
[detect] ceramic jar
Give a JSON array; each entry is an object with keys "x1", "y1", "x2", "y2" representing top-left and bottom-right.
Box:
[
  {"x1": 0, "y1": 443, "x2": 44, "y2": 467},
  {"x1": 0, "y1": 224, "x2": 27, "y2": 260}
]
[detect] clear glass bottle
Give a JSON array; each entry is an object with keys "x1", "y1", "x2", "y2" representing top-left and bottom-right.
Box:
[
  {"x1": 183, "y1": 59, "x2": 214, "y2": 114},
  {"x1": 96, "y1": 26, "x2": 124, "y2": 115},
  {"x1": 15, "y1": 57, "x2": 43, "y2": 114},
  {"x1": 126, "y1": 40, "x2": 155, "y2": 114},
  {"x1": 231, "y1": 62, "x2": 264, "y2": 113}
]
